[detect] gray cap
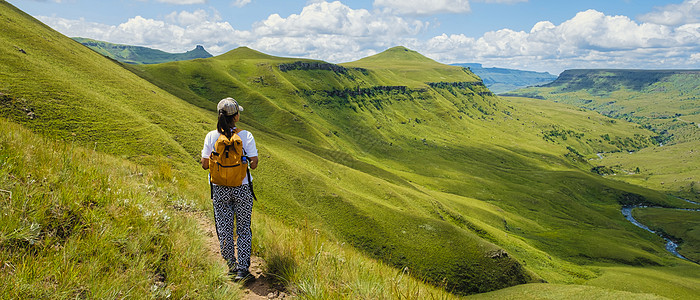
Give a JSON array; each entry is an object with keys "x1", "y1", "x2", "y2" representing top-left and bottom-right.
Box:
[{"x1": 217, "y1": 97, "x2": 244, "y2": 116}]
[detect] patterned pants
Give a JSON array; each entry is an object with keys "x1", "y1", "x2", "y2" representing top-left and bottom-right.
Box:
[{"x1": 212, "y1": 184, "x2": 254, "y2": 272}]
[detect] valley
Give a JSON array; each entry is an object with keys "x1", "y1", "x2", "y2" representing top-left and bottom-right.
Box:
[
  {"x1": 1, "y1": 1, "x2": 699, "y2": 299},
  {"x1": 506, "y1": 69, "x2": 700, "y2": 297},
  {"x1": 505, "y1": 69, "x2": 700, "y2": 200}
]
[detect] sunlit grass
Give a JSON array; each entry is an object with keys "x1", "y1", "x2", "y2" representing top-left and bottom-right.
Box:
[
  {"x1": 633, "y1": 207, "x2": 700, "y2": 263},
  {"x1": 0, "y1": 120, "x2": 238, "y2": 299},
  {"x1": 253, "y1": 214, "x2": 457, "y2": 299}
]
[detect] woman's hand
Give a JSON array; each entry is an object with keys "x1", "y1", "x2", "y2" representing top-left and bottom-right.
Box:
[
  {"x1": 249, "y1": 156, "x2": 259, "y2": 170},
  {"x1": 201, "y1": 157, "x2": 209, "y2": 170}
]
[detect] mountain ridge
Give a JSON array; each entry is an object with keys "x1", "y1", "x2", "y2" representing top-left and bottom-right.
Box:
[
  {"x1": 73, "y1": 37, "x2": 213, "y2": 64},
  {"x1": 340, "y1": 46, "x2": 482, "y2": 88}
]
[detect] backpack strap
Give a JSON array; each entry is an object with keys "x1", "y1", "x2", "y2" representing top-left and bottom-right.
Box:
[
  {"x1": 246, "y1": 166, "x2": 257, "y2": 201},
  {"x1": 241, "y1": 147, "x2": 258, "y2": 201},
  {"x1": 209, "y1": 174, "x2": 213, "y2": 200}
]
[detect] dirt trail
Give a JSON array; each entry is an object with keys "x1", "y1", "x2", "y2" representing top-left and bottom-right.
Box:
[{"x1": 192, "y1": 212, "x2": 289, "y2": 299}]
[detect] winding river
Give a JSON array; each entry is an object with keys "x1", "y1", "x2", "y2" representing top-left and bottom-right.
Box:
[{"x1": 621, "y1": 197, "x2": 700, "y2": 262}]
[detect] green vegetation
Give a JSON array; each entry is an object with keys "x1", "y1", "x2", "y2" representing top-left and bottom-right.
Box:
[
  {"x1": 633, "y1": 207, "x2": 700, "y2": 263},
  {"x1": 599, "y1": 142, "x2": 700, "y2": 199},
  {"x1": 253, "y1": 213, "x2": 458, "y2": 299},
  {"x1": 1, "y1": 1, "x2": 700, "y2": 298},
  {"x1": 585, "y1": 265, "x2": 700, "y2": 300},
  {"x1": 73, "y1": 37, "x2": 212, "y2": 64},
  {"x1": 505, "y1": 69, "x2": 700, "y2": 299},
  {"x1": 468, "y1": 283, "x2": 666, "y2": 300},
  {"x1": 0, "y1": 120, "x2": 237, "y2": 299},
  {"x1": 503, "y1": 97, "x2": 654, "y2": 156},
  {"x1": 506, "y1": 69, "x2": 700, "y2": 146},
  {"x1": 506, "y1": 69, "x2": 700, "y2": 201}
]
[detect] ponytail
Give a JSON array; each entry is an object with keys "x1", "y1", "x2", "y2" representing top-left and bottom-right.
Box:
[{"x1": 217, "y1": 111, "x2": 237, "y2": 138}]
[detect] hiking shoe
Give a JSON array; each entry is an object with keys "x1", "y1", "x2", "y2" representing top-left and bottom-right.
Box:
[
  {"x1": 227, "y1": 261, "x2": 236, "y2": 276},
  {"x1": 234, "y1": 270, "x2": 251, "y2": 281}
]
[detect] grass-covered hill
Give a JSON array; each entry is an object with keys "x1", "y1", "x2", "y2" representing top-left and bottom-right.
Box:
[
  {"x1": 0, "y1": 2, "x2": 234, "y2": 298},
  {"x1": 2, "y1": 1, "x2": 700, "y2": 298},
  {"x1": 451, "y1": 63, "x2": 558, "y2": 94},
  {"x1": 73, "y1": 37, "x2": 212, "y2": 64},
  {"x1": 505, "y1": 69, "x2": 700, "y2": 200},
  {"x1": 504, "y1": 69, "x2": 700, "y2": 273}
]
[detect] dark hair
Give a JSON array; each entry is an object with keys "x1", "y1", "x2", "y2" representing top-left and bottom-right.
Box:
[{"x1": 217, "y1": 110, "x2": 238, "y2": 138}]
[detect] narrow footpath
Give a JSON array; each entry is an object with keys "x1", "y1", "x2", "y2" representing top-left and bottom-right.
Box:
[{"x1": 193, "y1": 212, "x2": 289, "y2": 299}]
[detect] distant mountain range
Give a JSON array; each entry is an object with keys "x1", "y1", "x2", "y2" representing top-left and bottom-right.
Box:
[
  {"x1": 72, "y1": 37, "x2": 212, "y2": 64},
  {"x1": 452, "y1": 63, "x2": 557, "y2": 93},
  {"x1": 72, "y1": 38, "x2": 555, "y2": 93}
]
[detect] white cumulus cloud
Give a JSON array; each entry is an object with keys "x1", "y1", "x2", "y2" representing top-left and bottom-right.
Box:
[
  {"x1": 232, "y1": 0, "x2": 252, "y2": 7},
  {"x1": 37, "y1": 8, "x2": 246, "y2": 54},
  {"x1": 416, "y1": 9, "x2": 700, "y2": 73},
  {"x1": 373, "y1": 0, "x2": 471, "y2": 15},
  {"x1": 639, "y1": 0, "x2": 700, "y2": 26},
  {"x1": 254, "y1": 1, "x2": 424, "y2": 37},
  {"x1": 248, "y1": 1, "x2": 426, "y2": 60},
  {"x1": 373, "y1": 0, "x2": 526, "y2": 15},
  {"x1": 36, "y1": 1, "x2": 424, "y2": 61}
]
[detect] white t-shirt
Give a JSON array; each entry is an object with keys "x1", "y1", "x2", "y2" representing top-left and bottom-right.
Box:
[{"x1": 201, "y1": 129, "x2": 258, "y2": 185}]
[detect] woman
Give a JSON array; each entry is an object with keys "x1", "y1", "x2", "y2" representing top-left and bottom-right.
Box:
[{"x1": 200, "y1": 97, "x2": 259, "y2": 281}]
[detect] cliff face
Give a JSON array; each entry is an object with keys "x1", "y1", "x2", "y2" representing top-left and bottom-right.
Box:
[{"x1": 544, "y1": 69, "x2": 700, "y2": 92}]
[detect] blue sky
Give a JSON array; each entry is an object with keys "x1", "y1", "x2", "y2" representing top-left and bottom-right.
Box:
[{"x1": 10, "y1": 0, "x2": 700, "y2": 74}]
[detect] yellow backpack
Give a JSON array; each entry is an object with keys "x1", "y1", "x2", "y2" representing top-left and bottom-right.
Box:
[{"x1": 209, "y1": 128, "x2": 248, "y2": 187}]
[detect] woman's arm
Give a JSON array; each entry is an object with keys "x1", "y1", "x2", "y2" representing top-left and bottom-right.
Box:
[{"x1": 201, "y1": 157, "x2": 209, "y2": 170}]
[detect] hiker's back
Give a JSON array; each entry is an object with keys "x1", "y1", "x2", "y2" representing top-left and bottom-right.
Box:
[{"x1": 209, "y1": 129, "x2": 247, "y2": 186}]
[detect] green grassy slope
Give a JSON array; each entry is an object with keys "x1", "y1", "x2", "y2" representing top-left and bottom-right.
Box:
[
  {"x1": 0, "y1": 120, "x2": 239, "y2": 299},
  {"x1": 0, "y1": 2, "x2": 237, "y2": 297},
  {"x1": 2, "y1": 1, "x2": 700, "y2": 297},
  {"x1": 73, "y1": 37, "x2": 212, "y2": 64},
  {"x1": 0, "y1": 4, "x2": 214, "y2": 171},
  {"x1": 503, "y1": 70, "x2": 700, "y2": 299},
  {"x1": 130, "y1": 41, "x2": 699, "y2": 296},
  {"x1": 506, "y1": 69, "x2": 700, "y2": 145},
  {"x1": 634, "y1": 207, "x2": 700, "y2": 263},
  {"x1": 342, "y1": 46, "x2": 482, "y2": 89},
  {"x1": 505, "y1": 69, "x2": 700, "y2": 201}
]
